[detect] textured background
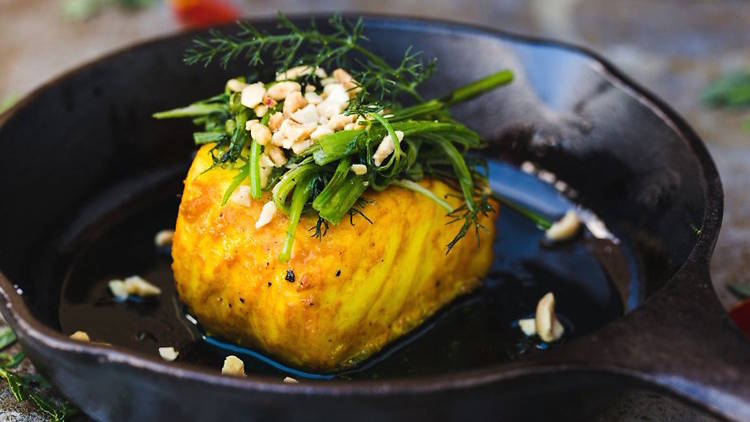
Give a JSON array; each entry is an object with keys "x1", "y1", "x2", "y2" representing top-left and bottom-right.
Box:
[{"x1": 1, "y1": 0, "x2": 748, "y2": 420}]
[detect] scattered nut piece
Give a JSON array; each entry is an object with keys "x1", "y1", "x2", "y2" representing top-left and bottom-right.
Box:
[
  {"x1": 290, "y1": 104, "x2": 319, "y2": 125},
  {"x1": 518, "y1": 318, "x2": 536, "y2": 336},
  {"x1": 282, "y1": 376, "x2": 299, "y2": 384},
  {"x1": 222, "y1": 355, "x2": 246, "y2": 376},
  {"x1": 249, "y1": 121, "x2": 272, "y2": 145},
  {"x1": 291, "y1": 138, "x2": 314, "y2": 154},
  {"x1": 266, "y1": 145, "x2": 288, "y2": 167},
  {"x1": 268, "y1": 112, "x2": 284, "y2": 131},
  {"x1": 158, "y1": 347, "x2": 179, "y2": 362},
  {"x1": 226, "y1": 78, "x2": 248, "y2": 92},
  {"x1": 275, "y1": 66, "x2": 326, "y2": 81},
  {"x1": 108, "y1": 275, "x2": 161, "y2": 300},
  {"x1": 230, "y1": 185, "x2": 251, "y2": 207},
  {"x1": 373, "y1": 130, "x2": 405, "y2": 166},
  {"x1": 69, "y1": 331, "x2": 90, "y2": 342},
  {"x1": 283, "y1": 91, "x2": 307, "y2": 116},
  {"x1": 343, "y1": 122, "x2": 360, "y2": 131},
  {"x1": 535, "y1": 292, "x2": 565, "y2": 342},
  {"x1": 320, "y1": 77, "x2": 336, "y2": 86},
  {"x1": 240, "y1": 82, "x2": 266, "y2": 109},
  {"x1": 520, "y1": 161, "x2": 536, "y2": 174},
  {"x1": 256, "y1": 201, "x2": 277, "y2": 229},
  {"x1": 267, "y1": 81, "x2": 301, "y2": 101},
  {"x1": 316, "y1": 84, "x2": 349, "y2": 118},
  {"x1": 304, "y1": 91, "x2": 323, "y2": 105},
  {"x1": 154, "y1": 229, "x2": 174, "y2": 247},
  {"x1": 310, "y1": 125, "x2": 333, "y2": 140},
  {"x1": 350, "y1": 164, "x2": 367, "y2": 176},
  {"x1": 545, "y1": 210, "x2": 581, "y2": 242},
  {"x1": 254, "y1": 104, "x2": 268, "y2": 117},
  {"x1": 305, "y1": 84, "x2": 316, "y2": 93},
  {"x1": 327, "y1": 113, "x2": 355, "y2": 131}
]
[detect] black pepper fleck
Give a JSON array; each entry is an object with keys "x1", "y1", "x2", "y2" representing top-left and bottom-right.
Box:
[
  {"x1": 285, "y1": 270, "x2": 295, "y2": 282},
  {"x1": 336, "y1": 270, "x2": 341, "y2": 277},
  {"x1": 267, "y1": 282, "x2": 272, "y2": 287},
  {"x1": 239, "y1": 298, "x2": 245, "y2": 303}
]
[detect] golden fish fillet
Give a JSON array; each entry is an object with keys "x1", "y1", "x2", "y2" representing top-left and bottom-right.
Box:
[{"x1": 172, "y1": 145, "x2": 497, "y2": 372}]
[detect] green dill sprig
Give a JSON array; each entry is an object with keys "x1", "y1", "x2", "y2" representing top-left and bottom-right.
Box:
[
  {"x1": 184, "y1": 13, "x2": 433, "y2": 111},
  {"x1": 155, "y1": 14, "x2": 527, "y2": 261}
]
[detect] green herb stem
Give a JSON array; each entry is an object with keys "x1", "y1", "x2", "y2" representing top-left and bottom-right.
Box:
[
  {"x1": 280, "y1": 173, "x2": 316, "y2": 262},
  {"x1": 249, "y1": 138, "x2": 263, "y2": 199},
  {"x1": 392, "y1": 179, "x2": 453, "y2": 212}
]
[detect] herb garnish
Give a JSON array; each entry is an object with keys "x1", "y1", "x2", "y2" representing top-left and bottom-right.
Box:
[
  {"x1": 155, "y1": 14, "x2": 516, "y2": 261},
  {"x1": 0, "y1": 327, "x2": 77, "y2": 421}
]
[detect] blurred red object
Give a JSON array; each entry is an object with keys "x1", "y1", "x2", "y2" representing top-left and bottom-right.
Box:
[
  {"x1": 729, "y1": 299, "x2": 750, "y2": 338},
  {"x1": 169, "y1": 0, "x2": 241, "y2": 28}
]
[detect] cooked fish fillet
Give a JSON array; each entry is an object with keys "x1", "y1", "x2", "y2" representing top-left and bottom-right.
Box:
[{"x1": 172, "y1": 145, "x2": 497, "y2": 372}]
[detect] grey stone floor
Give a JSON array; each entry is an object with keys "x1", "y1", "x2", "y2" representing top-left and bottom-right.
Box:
[{"x1": 1, "y1": 0, "x2": 748, "y2": 420}]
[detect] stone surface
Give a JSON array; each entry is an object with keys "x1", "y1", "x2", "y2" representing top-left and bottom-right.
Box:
[{"x1": 1, "y1": 0, "x2": 748, "y2": 420}]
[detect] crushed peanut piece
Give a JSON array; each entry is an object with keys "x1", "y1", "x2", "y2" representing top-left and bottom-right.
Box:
[
  {"x1": 316, "y1": 83, "x2": 349, "y2": 118},
  {"x1": 283, "y1": 91, "x2": 307, "y2": 116},
  {"x1": 268, "y1": 112, "x2": 284, "y2": 131},
  {"x1": 254, "y1": 104, "x2": 268, "y2": 117},
  {"x1": 327, "y1": 113, "x2": 355, "y2": 131},
  {"x1": 158, "y1": 347, "x2": 179, "y2": 362},
  {"x1": 291, "y1": 138, "x2": 314, "y2": 154},
  {"x1": 350, "y1": 164, "x2": 367, "y2": 176},
  {"x1": 290, "y1": 104, "x2": 319, "y2": 125},
  {"x1": 108, "y1": 275, "x2": 162, "y2": 300},
  {"x1": 535, "y1": 292, "x2": 565, "y2": 342},
  {"x1": 240, "y1": 82, "x2": 265, "y2": 109},
  {"x1": 230, "y1": 185, "x2": 251, "y2": 206},
  {"x1": 222, "y1": 355, "x2": 246, "y2": 376},
  {"x1": 305, "y1": 84, "x2": 316, "y2": 93},
  {"x1": 304, "y1": 91, "x2": 323, "y2": 105},
  {"x1": 310, "y1": 125, "x2": 333, "y2": 140},
  {"x1": 545, "y1": 210, "x2": 581, "y2": 242},
  {"x1": 266, "y1": 145, "x2": 288, "y2": 167},
  {"x1": 69, "y1": 331, "x2": 90, "y2": 342},
  {"x1": 320, "y1": 77, "x2": 336, "y2": 86},
  {"x1": 249, "y1": 121, "x2": 272, "y2": 145},
  {"x1": 154, "y1": 229, "x2": 174, "y2": 247},
  {"x1": 267, "y1": 81, "x2": 301, "y2": 101},
  {"x1": 282, "y1": 376, "x2": 299, "y2": 384},
  {"x1": 256, "y1": 201, "x2": 277, "y2": 229},
  {"x1": 373, "y1": 130, "x2": 405, "y2": 166},
  {"x1": 226, "y1": 78, "x2": 248, "y2": 92},
  {"x1": 275, "y1": 65, "x2": 326, "y2": 81},
  {"x1": 518, "y1": 318, "x2": 536, "y2": 336}
]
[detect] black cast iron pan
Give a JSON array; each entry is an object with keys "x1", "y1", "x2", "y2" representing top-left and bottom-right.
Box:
[{"x1": 0, "y1": 14, "x2": 747, "y2": 421}]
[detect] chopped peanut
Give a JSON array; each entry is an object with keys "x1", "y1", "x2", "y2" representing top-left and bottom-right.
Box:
[
  {"x1": 350, "y1": 164, "x2": 367, "y2": 176},
  {"x1": 545, "y1": 210, "x2": 581, "y2": 242},
  {"x1": 310, "y1": 125, "x2": 333, "y2": 140},
  {"x1": 290, "y1": 104, "x2": 319, "y2": 125},
  {"x1": 256, "y1": 201, "x2": 277, "y2": 229},
  {"x1": 226, "y1": 78, "x2": 248, "y2": 92},
  {"x1": 158, "y1": 347, "x2": 179, "y2": 361},
  {"x1": 266, "y1": 145, "x2": 287, "y2": 167},
  {"x1": 283, "y1": 91, "x2": 307, "y2": 116},
  {"x1": 240, "y1": 82, "x2": 265, "y2": 109},
  {"x1": 535, "y1": 293, "x2": 565, "y2": 342},
  {"x1": 268, "y1": 112, "x2": 284, "y2": 131},
  {"x1": 249, "y1": 121, "x2": 272, "y2": 145},
  {"x1": 154, "y1": 229, "x2": 174, "y2": 247},
  {"x1": 373, "y1": 130, "x2": 405, "y2": 166},
  {"x1": 267, "y1": 81, "x2": 301, "y2": 101},
  {"x1": 254, "y1": 104, "x2": 268, "y2": 117},
  {"x1": 69, "y1": 331, "x2": 90, "y2": 342},
  {"x1": 327, "y1": 113, "x2": 355, "y2": 130},
  {"x1": 222, "y1": 355, "x2": 246, "y2": 376}
]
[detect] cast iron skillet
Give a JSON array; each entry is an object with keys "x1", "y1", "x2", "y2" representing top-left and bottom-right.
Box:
[{"x1": 0, "y1": 14, "x2": 748, "y2": 421}]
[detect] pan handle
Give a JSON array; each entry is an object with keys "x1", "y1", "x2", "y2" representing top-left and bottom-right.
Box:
[{"x1": 550, "y1": 257, "x2": 750, "y2": 421}]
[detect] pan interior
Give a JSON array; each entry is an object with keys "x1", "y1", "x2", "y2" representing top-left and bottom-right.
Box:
[
  {"x1": 50, "y1": 154, "x2": 633, "y2": 379},
  {"x1": 0, "y1": 17, "x2": 708, "y2": 380}
]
